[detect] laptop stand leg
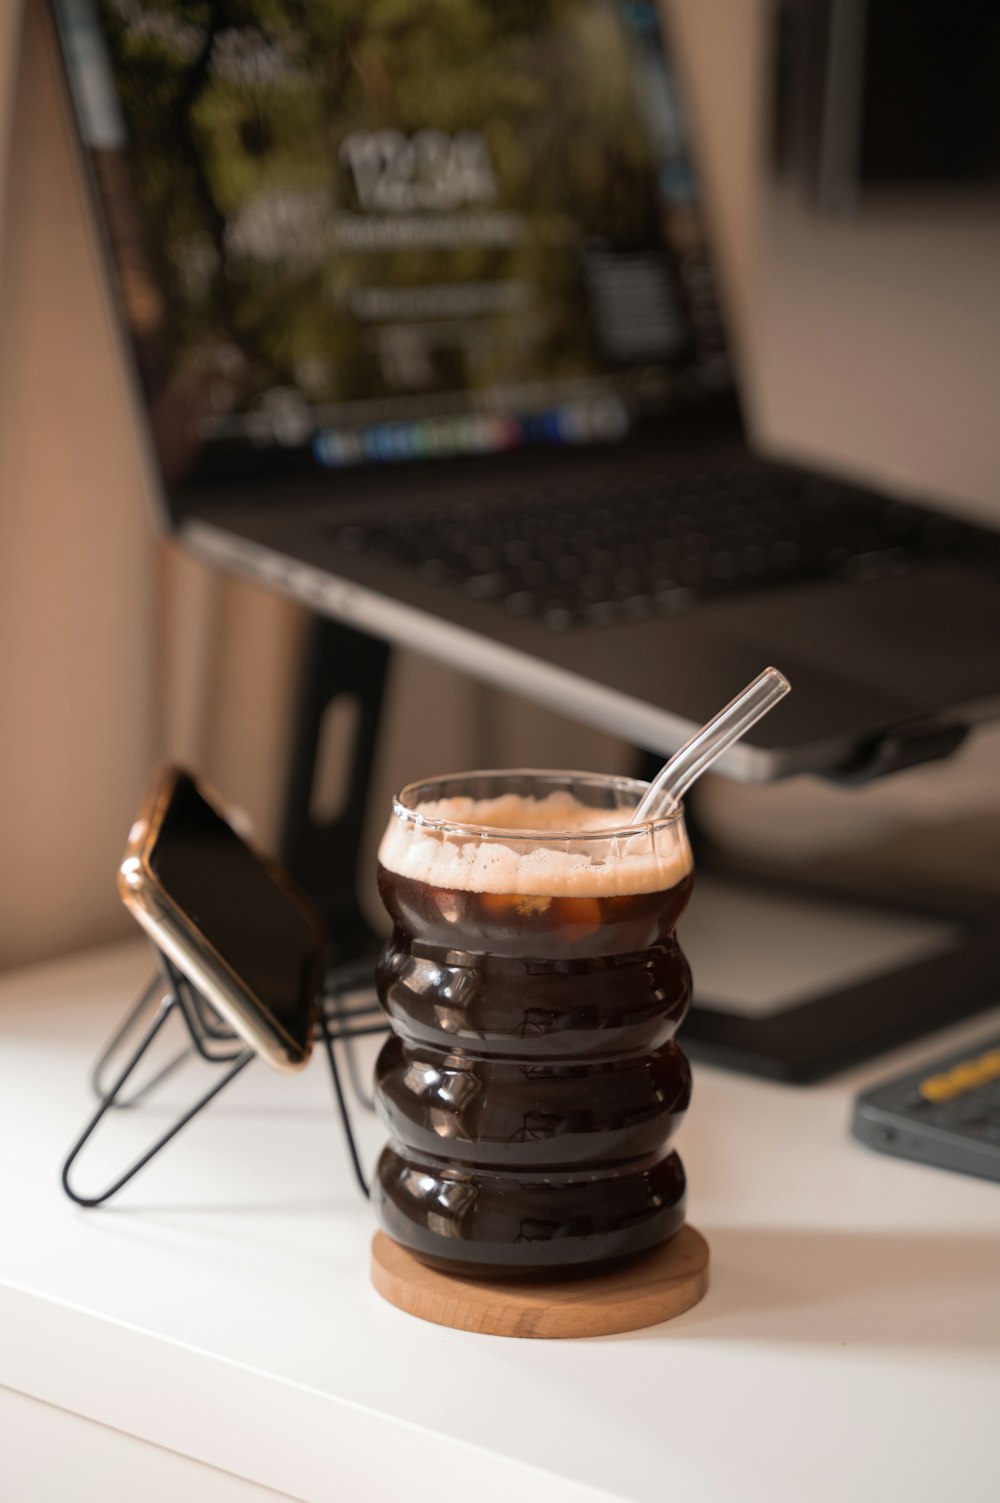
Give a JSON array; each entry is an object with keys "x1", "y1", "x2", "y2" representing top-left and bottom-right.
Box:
[{"x1": 278, "y1": 614, "x2": 389, "y2": 964}]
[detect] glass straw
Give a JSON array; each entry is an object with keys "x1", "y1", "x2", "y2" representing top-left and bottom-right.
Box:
[{"x1": 631, "y1": 667, "x2": 791, "y2": 824}]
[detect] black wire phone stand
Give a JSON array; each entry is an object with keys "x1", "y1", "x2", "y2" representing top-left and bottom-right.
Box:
[
  {"x1": 61, "y1": 615, "x2": 393, "y2": 1211},
  {"x1": 61, "y1": 948, "x2": 388, "y2": 1208}
]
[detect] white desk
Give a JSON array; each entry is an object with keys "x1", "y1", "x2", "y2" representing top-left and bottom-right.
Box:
[{"x1": 2, "y1": 942, "x2": 999, "y2": 1503}]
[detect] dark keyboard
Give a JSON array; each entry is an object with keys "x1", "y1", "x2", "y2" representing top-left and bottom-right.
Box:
[
  {"x1": 331, "y1": 459, "x2": 993, "y2": 631},
  {"x1": 853, "y1": 1037, "x2": 1000, "y2": 1183}
]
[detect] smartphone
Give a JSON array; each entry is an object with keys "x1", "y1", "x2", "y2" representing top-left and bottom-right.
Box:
[{"x1": 119, "y1": 765, "x2": 328, "y2": 1071}]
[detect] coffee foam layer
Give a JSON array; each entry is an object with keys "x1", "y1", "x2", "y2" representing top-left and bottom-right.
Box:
[{"x1": 378, "y1": 791, "x2": 692, "y2": 897}]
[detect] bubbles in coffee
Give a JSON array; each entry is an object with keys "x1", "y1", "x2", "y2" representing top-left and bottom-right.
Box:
[{"x1": 373, "y1": 776, "x2": 694, "y2": 1277}]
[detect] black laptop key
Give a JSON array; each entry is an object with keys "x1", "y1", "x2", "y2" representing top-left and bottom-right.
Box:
[{"x1": 332, "y1": 461, "x2": 997, "y2": 630}]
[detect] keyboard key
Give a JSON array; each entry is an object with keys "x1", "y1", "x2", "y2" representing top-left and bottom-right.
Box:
[
  {"x1": 544, "y1": 605, "x2": 574, "y2": 631},
  {"x1": 504, "y1": 591, "x2": 535, "y2": 615},
  {"x1": 464, "y1": 572, "x2": 506, "y2": 599}
]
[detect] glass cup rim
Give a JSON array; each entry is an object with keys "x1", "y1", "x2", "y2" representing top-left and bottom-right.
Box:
[{"x1": 391, "y1": 768, "x2": 685, "y2": 843}]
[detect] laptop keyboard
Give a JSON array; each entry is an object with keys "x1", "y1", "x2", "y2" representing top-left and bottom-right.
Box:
[{"x1": 331, "y1": 459, "x2": 994, "y2": 631}]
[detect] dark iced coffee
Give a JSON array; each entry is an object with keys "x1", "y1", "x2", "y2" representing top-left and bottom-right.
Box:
[{"x1": 373, "y1": 772, "x2": 694, "y2": 1277}]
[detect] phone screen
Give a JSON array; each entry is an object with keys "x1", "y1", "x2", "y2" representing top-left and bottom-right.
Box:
[{"x1": 148, "y1": 772, "x2": 323, "y2": 1058}]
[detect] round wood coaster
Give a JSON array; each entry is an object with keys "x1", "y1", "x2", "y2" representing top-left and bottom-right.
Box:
[{"x1": 371, "y1": 1225, "x2": 709, "y2": 1339}]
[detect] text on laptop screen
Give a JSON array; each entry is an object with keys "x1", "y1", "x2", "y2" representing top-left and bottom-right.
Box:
[{"x1": 56, "y1": 0, "x2": 729, "y2": 487}]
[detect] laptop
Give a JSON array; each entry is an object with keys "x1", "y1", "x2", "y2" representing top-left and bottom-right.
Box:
[{"x1": 49, "y1": 0, "x2": 1000, "y2": 780}]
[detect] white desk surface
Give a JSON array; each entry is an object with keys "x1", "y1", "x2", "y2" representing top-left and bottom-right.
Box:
[{"x1": 2, "y1": 941, "x2": 999, "y2": 1503}]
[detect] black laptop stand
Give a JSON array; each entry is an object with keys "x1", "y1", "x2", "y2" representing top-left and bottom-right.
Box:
[{"x1": 276, "y1": 614, "x2": 1000, "y2": 1085}]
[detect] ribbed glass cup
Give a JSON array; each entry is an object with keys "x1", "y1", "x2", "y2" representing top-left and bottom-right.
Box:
[{"x1": 373, "y1": 770, "x2": 694, "y2": 1277}]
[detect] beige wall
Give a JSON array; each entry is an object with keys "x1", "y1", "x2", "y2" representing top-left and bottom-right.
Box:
[{"x1": 0, "y1": 0, "x2": 157, "y2": 969}]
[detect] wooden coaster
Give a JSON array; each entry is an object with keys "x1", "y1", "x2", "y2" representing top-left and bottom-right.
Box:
[{"x1": 371, "y1": 1225, "x2": 709, "y2": 1339}]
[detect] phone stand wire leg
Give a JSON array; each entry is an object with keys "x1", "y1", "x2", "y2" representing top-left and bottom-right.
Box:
[
  {"x1": 91, "y1": 973, "x2": 197, "y2": 1107},
  {"x1": 341, "y1": 1024, "x2": 375, "y2": 1114},
  {"x1": 319, "y1": 1005, "x2": 371, "y2": 1200},
  {"x1": 325, "y1": 963, "x2": 378, "y2": 1113},
  {"x1": 62, "y1": 992, "x2": 254, "y2": 1208}
]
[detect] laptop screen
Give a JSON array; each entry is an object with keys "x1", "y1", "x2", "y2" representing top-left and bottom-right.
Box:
[{"x1": 53, "y1": 0, "x2": 730, "y2": 501}]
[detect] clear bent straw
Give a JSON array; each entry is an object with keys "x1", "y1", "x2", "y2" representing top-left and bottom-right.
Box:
[{"x1": 631, "y1": 666, "x2": 791, "y2": 825}]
